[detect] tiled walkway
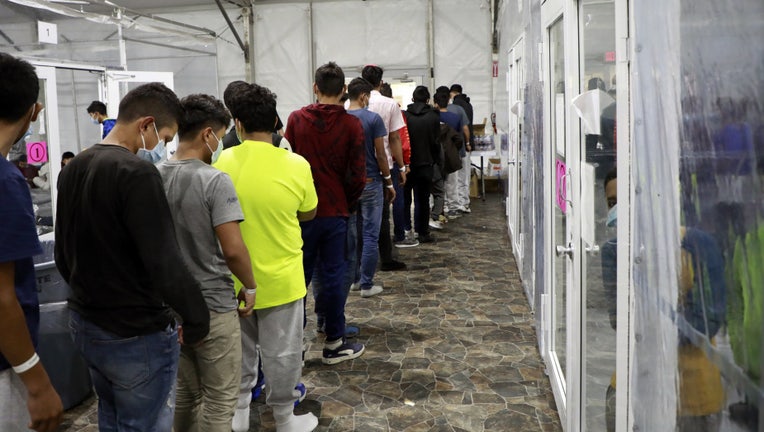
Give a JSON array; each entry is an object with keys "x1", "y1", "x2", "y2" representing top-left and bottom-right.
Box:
[{"x1": 61, "y1": 193, "x2": 561, "y2": 432}]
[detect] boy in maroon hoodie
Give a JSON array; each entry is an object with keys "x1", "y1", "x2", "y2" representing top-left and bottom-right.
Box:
[{"x1": 286, "y1": 62, "x2": 366, "y2": 365}]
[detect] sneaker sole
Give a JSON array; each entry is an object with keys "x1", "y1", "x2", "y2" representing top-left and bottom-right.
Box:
[
  {"x1": 394, "y1": 243, "x2": 419, "y2": 248},
  {"x1": 322, "y1": 345, "x2": 365, "y2": 365}
]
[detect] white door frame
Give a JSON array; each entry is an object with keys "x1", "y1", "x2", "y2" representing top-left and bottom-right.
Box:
[
  {"x1": 542, "y1": 0, "x2": 583, "y2": 429},
  {"x1": 31, "y1": 66, "x2": 61, "y2": 224},
  {"x1": 507, "y1": 35, "x2": 524, "y2": 270}
]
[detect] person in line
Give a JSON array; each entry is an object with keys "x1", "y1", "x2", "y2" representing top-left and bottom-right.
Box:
[
  {"x1": 56, "y1": 83, "x2": 211, "y2": 431},
  {"x1": 286, "y1": 62, "x2": 367, "y2": 365},
  {"x1": 86, "y1": 100, "x2": 116, "y2": 139},
  {"x1": 346, "y1": 77, "x2": 395, "y2": 297},
  {"x1": 360, "y1": 66, "x2": 416, "y2": 259},
  {"x1": 450, "y1": 84, "x2": 474, "y2": 214},
  {"x1": 404, "y1": 86, "x2": 442, "y2": 244},
  {"x1": 0, "y1": 52, "x2": 63, "y2": 432},
  {"x1": 61, "y1": 151, "x2": 75, "y2": 168},
  {"x1": 216, "y1": 82, "x2": 319, "y2": 432},
  {"x1": 157, "y1": 94, "x2": 257, "y2": 432},
  {"x1": 435, "y1": 86, "x2": 471, "y2": 218},
  {"x1": 222, "y1": 81, "x2": 291, "y2": 151},
  {"x1": 432, "y1": 91, "x2": 465, "y2": 230}
]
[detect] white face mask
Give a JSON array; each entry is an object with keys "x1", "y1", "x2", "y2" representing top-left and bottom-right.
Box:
[
  {"x1": 206, "y1": 131, "x2": 224, "y2": 164},
  {"x1": 606, "y1": 204, "x2": 617, "y2": 227},
  {"x1": 137, "y1": 122, "x2": 166, "y2": 164}
]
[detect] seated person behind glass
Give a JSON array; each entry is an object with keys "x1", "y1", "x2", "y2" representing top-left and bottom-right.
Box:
[{"x1": 600, "y1": 168, "x2": 725, "y2": 432}]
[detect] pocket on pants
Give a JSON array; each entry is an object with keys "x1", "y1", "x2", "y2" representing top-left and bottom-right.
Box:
[{"x1": 88, "y1": 335, "x2": 151, "y2": 390}]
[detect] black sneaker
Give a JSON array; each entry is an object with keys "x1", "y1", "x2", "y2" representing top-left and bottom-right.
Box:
[
  {"x1": 380, "y1": 260, "x2": 407, "y2": 271},
  {"x1": 322, "y1": 340, "x2": 365, "y2": 365},
  {"x1": 419, "y1": 234, "x2": 436, "y2": 244}
]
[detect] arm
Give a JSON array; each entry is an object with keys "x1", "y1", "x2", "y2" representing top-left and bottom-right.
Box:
[
  {"x1": 374, "y1": 136, "x2": 396, "y2": 203},
  {"x1": 345, "y1": 123, "x2": 366, "y2": 211},
  {"x1": 0, "y1": 262, "x2": 62, "y2": 432},
  {"x1": 215, "y1": 222, "x2": 256, "y2": 316},
  {"x1": 297, "y1": 208, "x2": 317, "y2": 221},
  {"x1": 462, "y1": 125, "x2": 471, "y2": 151},
  {"x1": 124, "y1": 172, "x2": 209, "y2": 344},
  {"x1": 389, "y1": 130, "x2": 406, "y2": 185}
]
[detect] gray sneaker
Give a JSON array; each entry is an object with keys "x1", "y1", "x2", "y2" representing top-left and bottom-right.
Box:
[{"x1": 394, "y1": 237, "x2": 419, "y2": 248}]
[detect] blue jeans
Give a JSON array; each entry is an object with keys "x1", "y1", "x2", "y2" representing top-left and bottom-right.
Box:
[
  {"x1": 359, "y1": 181, "x2": 384, "y2": 289},
  {"x1": 301, "y1": 216, "x2": 349, "y2": 341},
  {"x1": 69, "y1": 310, "x2": 179, "y2": 432},
  {"x1": 392, "y1": 164, "x2": 406, "y2": 241},
  {"x1": 312, "y1": 213, "x2": 358, "y2": 320}
]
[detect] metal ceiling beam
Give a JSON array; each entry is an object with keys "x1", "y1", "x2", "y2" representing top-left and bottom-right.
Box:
[
  {"x1": 214, "y1": 0, "x2": 247, "y2": 60},
  {"x1": 0, "y1": 29, "x2": 22, "y2": 52},
  {"x1": 123, "y1": 37, "x2": 215, "y2": 56}
]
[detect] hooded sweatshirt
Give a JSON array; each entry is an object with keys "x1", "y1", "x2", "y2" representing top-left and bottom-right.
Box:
[
  {"x1": 453, "y1": 93, "x2": 474, "y2": 145},
  {"x1": 404, "y1": 102, "x2": 441, "y2": 168},
  {"x1": 286, "y1": 103, "x2": 365, "y2": 217}
]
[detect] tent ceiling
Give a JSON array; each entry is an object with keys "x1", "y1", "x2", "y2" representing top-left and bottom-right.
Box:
[{"x1": 0, "y1": 0, "x2": 248, "y2": 25}]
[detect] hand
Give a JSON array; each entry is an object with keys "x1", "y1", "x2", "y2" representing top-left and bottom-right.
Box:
[
  {"x1": 237, "y1": 288, "x2": 255, "y2": 317},
  {"x1": 399, "y1": 170, "x2": 407, "y2": 186},
  {"x1": 466, "y1": 144, "x2": 472, "y2": 152},
  {"x1": 384, "y1": 186, "x2": 396, "y2": 203},
  {"x1": 27, "y1": 380, "x2": 63, "y2": 432}
]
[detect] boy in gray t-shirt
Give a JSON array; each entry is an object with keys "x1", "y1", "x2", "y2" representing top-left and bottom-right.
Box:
[{"x1": 157, "y1": 94, "x2": 257, "y2": 432}]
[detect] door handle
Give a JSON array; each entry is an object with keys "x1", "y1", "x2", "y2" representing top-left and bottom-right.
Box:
[
  {"x1": 555, "y1": 242, "x2": 574, "y2": 258},
  {"x1": 585, "y1": 244, "x2": 600, "y2": 256},
  {"x1": 508, "y1": 160, "x2": 516, "y2": 165}
]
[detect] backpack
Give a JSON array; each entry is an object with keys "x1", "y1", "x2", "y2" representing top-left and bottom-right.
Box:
[{"x1": 439, "y1": 124, "x2": 463, "y2": 174}]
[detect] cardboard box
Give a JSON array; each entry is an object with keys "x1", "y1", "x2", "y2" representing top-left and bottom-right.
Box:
[{"x1": 470, "y1": 174, "x2": 479, "y2": 198}]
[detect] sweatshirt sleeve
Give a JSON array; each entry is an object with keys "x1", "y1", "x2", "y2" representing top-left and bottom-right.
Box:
[
  {"x1": 345, "y1": 120, "x2": 366, "y2": 211},
  {"x1": 122, "y1": 168, "x2": 210, "y2": 344}
]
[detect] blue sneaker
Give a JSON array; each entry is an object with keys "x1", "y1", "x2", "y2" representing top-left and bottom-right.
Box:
[
  {"x1": 294, "y1": 382, "x2": 307, "y2": 407},
  {"x1": 251, "y1": 367, "x2": 265, "y2": 399},
  {"x1": 322, "y1": 340, "x2": 365, "y2": 365}
]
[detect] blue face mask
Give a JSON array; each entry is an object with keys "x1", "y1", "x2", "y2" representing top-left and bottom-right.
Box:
[
  {"x1": 23, "y1": 127, "x2": 33, "y2": 141},
  {"x1": 206, "y1": 131, "x2": 224, "y2": 164},
  {"x1": 606, "y1": 204, "x2": 617, "y2": 228},
  {"x1": 90, "y1": 117, "x2": 100, "y2": 125},
  {"x1": 137, "y1": 122, "x2": 166, "y2": 164}
]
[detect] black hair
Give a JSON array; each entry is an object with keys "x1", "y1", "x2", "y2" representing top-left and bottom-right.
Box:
[
  {"x1": 223, "y1": 80, "x2": 248, "y2": 112},
  {"x1": 604, "y1": 167, "x2": 617, "y2": 189},
  {"x1": 347, "y1": 78, "x2": 372, "y2": 101},
  {"x1": 0, "y1": 53, "x2": 39, "y2": 122},
  {"x1": 116, "y1": 83, "x2": 184, "y2": 130},
  {"x1": 361, "y1": 65, "x2": 384, "y2": 88},
  {"x1": 433, "y1": 92, "x2": 450, "y2": 108},
  {"x1": 449, "y1": 84, "x2": 463, "y2": 94},
  {"x1": 340, "y1": 93, "x2": 350, "y2": 103},
  {"x1": 62, "y1": 151, "x2": 75, "y2": 159},
  {"x1": 379, "y1": 82, "x2": 393, "y2": 98},
  {"x1": 412, "y1": 86, "x2": 430, "y2": 103},
  {"x1": 86, "y1": 101, "x2": 107, "y2": 115},
  {"x1": 436, "y1": 86, "x2": 450, "y2": 95},
  {"x1": 178, "y1": 94, "x2": 232, "y2": 141},
  {"x1": 315, "y1": 62, "x2": 345, "y2": 97},
  {"x1": 226, "y1": 82, "x2": 278, "y2": 134}
]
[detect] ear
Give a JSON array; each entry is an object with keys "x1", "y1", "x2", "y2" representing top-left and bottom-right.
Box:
[
  {"x1": 138, "y1": 116, "x2": 155, "y2": 131},
  {"x1": 313, "y1": 83, "x2": 319, "y2": 94},
  {"x1": 30, "y1": 103, "x2": 43, "y2": 122}
]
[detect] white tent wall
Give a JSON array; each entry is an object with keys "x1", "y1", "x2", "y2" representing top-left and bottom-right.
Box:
[
  {"x1": 251, "y1": 3, "x2": 312, "y2": 123},
  {"x1": 251, "y1": 0, "x2": 492, "y2": 124},
  {"x1": 311, "y1": 0, "x2": 428, "y2": 69},
  {"x1": 433, "y1": 0, "x2": 493, "y2": 127}
]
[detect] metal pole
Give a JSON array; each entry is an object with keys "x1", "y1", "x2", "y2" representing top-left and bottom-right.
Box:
[
  {"x1": 308, "y1": 2, "x2": 315, "y2": 90},
  {"x1": 427, "y1": 0, "x2": 435, "y2": 92}
]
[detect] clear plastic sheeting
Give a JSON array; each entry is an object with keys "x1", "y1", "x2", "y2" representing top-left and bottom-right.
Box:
[
  {"x1": 312, "y1": 0, "x2": 427, "y2": 69},
  {"x1": 632, "y1": 0, "x2": 763, "y2": 431},
  {"x1": 252, "y1": 3, "x2": 313, "y2": 122}
]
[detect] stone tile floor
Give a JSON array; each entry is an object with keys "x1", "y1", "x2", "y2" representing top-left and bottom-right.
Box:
[{"x1": 61, "y1": 193, "x2": 561, "y2": 431}]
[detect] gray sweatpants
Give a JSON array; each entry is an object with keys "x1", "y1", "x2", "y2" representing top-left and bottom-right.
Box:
[
  {"x1": 238, "y1": 299, "x2": 304, "y2": 413},
  {"x1": 0, "y1": 369, "x2": 30, "y2": 432},
  {"x1": 431, "y1": 166, "x2": 446, "y2": 219}
]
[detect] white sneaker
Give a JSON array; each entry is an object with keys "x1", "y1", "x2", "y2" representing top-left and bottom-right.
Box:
[
  {"x1": 360, "y1": 285, "x2": 384, "y2": 297},
  {"x1": 429, "y1": 219, "x2": 444, "y2": 230},
  {"x1": 232, "y1": 407, "x2": 250, "y2": 432},
  {"x1": 350, "y1": 282, "x2": 360, "y2": 291}
]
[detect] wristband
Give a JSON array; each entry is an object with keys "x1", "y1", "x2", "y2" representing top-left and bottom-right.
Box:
[
  {"x1": 386, "y1": 184, "x2": 395, "y2": 189},
  {"x1": 383, "y1": 174, "x2": 391, "y2": 180},
  {"x1": 399, "y1": 166, "x2": 406, "y2": 172},
  {"x1": 246, "y1": 288, "x2": 256, "y2": 295},
  {"x1": 12, "y1": 353, "x2": 39, "y2": 374}
]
